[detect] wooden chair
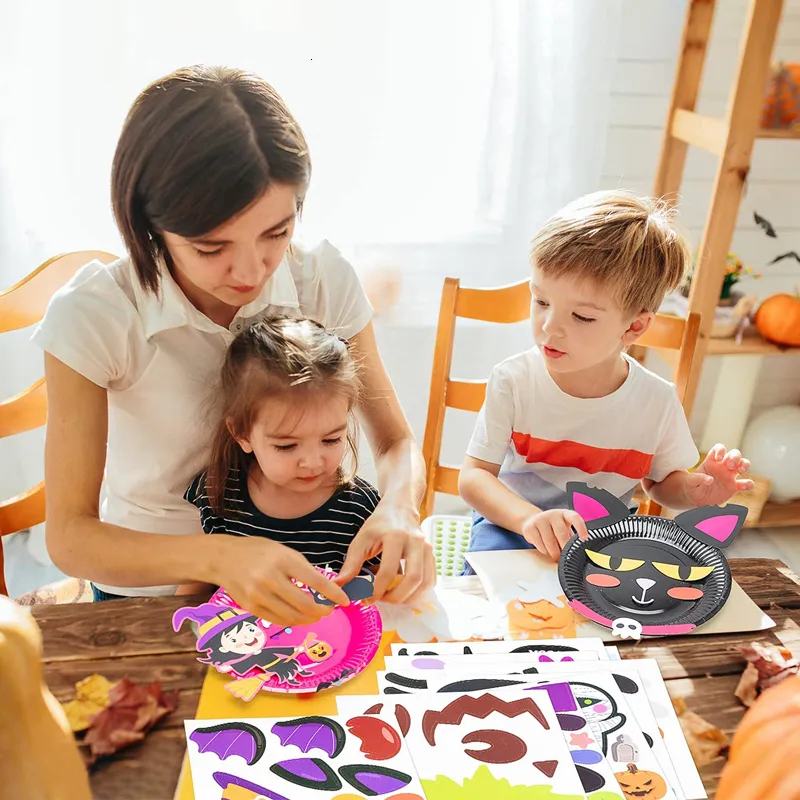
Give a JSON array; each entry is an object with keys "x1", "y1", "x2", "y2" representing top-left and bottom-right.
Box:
[
  {"x1": 0, "y1": 594, "x2": 91, "y2": 799},
  {"x1": 420, "y1": 277, "x2": 701, "y2": 524},
  {"x1": 0, "y1": 251, "x2": 118, "y2": 595}
]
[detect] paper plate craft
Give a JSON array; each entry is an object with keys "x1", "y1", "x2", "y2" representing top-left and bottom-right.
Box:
[
  {"x1": 173, "y1": 569, "x2": 382, "y2": 699},
  {"x1": 558, "y1": 482, "x2": 747, "y2": 640}
]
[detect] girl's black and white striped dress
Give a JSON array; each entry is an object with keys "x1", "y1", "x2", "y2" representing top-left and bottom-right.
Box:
[{"x1": 185, "y1": 469, "x2": 381, "y2": 571}]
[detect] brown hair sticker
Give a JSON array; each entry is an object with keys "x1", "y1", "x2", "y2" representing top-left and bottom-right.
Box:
[{"x1": 421, "y1": 693, "x2": 549, "y2": 746}]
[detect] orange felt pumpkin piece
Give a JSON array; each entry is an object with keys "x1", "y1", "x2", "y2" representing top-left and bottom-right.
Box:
[
  {"x1": 755, "y1": 294, "x2": 800, "y2": 347},
  {"x1": 717, "y1": 675, "x2": 800, "y2": 800},
  {"x1": 505, "y1": 595, "x2": 577, "y2": 639},
  {"x1": 614, "y1": 763, "x2": 668, "y2": 800}
]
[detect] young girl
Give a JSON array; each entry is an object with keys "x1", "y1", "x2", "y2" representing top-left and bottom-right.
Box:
[{"x1": 181, "y1": 316, "x2": 382, "y2": 588}]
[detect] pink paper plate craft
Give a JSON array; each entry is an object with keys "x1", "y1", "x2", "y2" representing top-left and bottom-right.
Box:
[{"x1": 173, "y1": 569, "x2": 382, "y2": 700}]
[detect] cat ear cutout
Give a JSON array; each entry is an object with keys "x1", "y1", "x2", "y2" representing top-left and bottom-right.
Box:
[
  {"x1": 674, "y1": 504, "x2": 748, "y2": 549},
  {"x1": 567, "y1": 482, "x2": 632, "y2": 530}
]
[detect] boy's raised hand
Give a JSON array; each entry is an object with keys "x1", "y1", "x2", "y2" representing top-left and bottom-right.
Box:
[
  {"x1": 686, "y1": 443, "x2": 754, "y2": 507},
  {"x1": 521, "y1": 508, "x2": 589, "y2": 562}
]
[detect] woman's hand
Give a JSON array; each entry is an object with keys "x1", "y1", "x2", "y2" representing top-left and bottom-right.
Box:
[
  {"x1": 213, "y1": 537, "x2": 350, "y2": 627},
  {"x1": 338, "y1": 504, "x2": 435, "y2": 605}
]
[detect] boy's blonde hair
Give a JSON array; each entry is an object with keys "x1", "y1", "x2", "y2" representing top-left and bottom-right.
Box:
[{"x1": 530, "y1": 190, "x2": 690, "y2": 315}]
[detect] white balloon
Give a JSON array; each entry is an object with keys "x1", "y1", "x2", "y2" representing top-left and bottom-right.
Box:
[{"x1": 742, "y1": 406, "x2": 800, "y2": 502}]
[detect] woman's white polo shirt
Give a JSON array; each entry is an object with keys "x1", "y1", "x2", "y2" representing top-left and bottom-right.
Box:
[{"x1": 32, "y1": 240, "x2": 373, "y2": 596}]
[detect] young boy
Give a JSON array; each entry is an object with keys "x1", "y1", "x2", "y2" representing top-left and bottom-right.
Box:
[{"x1": 459, "y1": 190, "x2": 753, "y2": 568}]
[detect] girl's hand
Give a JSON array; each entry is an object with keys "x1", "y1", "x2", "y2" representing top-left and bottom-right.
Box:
[
  {"x1": 688, "y1": 444, "x2": 754, "y2": 507},
  {"x1": 213, "y1": 537, "x2": 350, "y2": 627},
  {"x1": 520, "y1": 509, "x2": 589, "y2": 562},
  {"x1": 338, "y1": 505, "x2": 435, "y2": 606}
]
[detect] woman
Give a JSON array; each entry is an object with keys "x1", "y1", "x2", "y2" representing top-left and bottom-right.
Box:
[{"x1": 34, "y1": 65, "x2": 433, "y2": 626}]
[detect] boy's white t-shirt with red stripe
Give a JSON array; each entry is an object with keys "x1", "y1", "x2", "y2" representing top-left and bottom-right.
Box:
[{"x1": 467, "y1": 348, "x2": 699, "y2": 511}]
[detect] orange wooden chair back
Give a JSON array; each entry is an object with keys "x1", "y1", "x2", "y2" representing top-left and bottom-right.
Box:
[
  {"x1": 0, "y1": 251, "x2": 118, "y2": 595},
  {"x1": 420, "y1": 277, "x2": 700, "y2": 521}
]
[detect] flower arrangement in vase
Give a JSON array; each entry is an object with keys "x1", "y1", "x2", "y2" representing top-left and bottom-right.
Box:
[{"x1": 682, "y1": 251, "x2": 761, "y2": 305}]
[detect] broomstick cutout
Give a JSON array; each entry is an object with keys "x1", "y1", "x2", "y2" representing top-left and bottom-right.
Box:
[{"x1": 224, "y1": 633, "x2": 326, "y2": 701}]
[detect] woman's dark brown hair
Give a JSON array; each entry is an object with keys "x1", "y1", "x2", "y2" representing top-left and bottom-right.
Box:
[
  {"x1": 112, "y1": 65, "x2": 310, "y2": 293},
  {"x1": 207, "y1": 316, "x2": 361, "y2": 515}
]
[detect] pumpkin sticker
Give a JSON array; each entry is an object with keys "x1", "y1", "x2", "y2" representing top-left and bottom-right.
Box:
[
  {"x1": 505, "y1": 594, "x2": 578, "y2": 639},
  {"x1": 615, "y1": 763, "x2": 667, "y2": 800}
]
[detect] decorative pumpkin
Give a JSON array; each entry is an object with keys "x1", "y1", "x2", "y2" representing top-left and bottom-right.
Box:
[
  {"x1": 0, "y1": 595, "x2": 91, "y2": 800},
  {"x1": 717, "y1": 675, "x2": 800, "y2": 800},
  {"x1": 755, "y1": 293, "x2": 800, "y2": 347},
  {"x1": 614, "y1": 763, "x2": 667, "y2": 800},
  {"x1": 761, "y1": 62, "x2": 800, "y2": 128}
]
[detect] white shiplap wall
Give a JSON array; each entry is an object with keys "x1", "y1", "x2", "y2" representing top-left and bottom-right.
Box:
[{"x1": 600, "y1": 0, "x2": 800, "y2": 438}]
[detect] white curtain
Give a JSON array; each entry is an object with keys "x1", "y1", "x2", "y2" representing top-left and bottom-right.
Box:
[{"x1": 0, "y1": 0, "x2": 622, "y2": 589}]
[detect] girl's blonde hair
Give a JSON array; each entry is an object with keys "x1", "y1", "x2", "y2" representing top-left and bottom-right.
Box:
[
  {"x1": 530, "y1": 190, "x2": 690, "y2": 314},
  {"x1": 207, "y1": 316, "x2": 360, "y2": 515}
]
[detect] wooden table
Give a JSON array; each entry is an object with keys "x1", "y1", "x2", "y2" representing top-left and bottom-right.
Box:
[{"x1": 32, "y1": 558, "x2": 800, "y2": 800}]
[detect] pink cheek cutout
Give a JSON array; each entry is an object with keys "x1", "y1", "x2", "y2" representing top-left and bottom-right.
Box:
[
  {"x1": 586, "y1": 573, "x2": 621, "y2": 588},
  {"x1": 667, "y1": 586, "x2": 705, "y2": 600},
  {"x1": 592, "y1": 703, "x2": 609, "y2": 714}
]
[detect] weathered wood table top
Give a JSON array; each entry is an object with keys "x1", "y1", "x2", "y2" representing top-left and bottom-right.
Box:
[{"x1": 31, "y1": 558, "x2": 800, "y2": 799}]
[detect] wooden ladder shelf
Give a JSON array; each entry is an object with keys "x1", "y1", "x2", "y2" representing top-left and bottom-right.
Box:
[{"x1": 653, "y1": 0, "x2": 800, "y2": 529}]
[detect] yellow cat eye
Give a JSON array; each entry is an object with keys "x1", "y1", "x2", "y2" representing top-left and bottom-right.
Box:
[
  {"x1": 652, "y1": 562, "x2": 714, "y2": 581},
  {"x1": 586, "y1": 550, "x2": 645, "y2": 572}
]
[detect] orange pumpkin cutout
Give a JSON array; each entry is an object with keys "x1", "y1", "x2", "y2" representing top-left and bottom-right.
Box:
[
  {"x1": 716, "y1": 675, "x2": 800, "y2": 800},
  {"x1": 615, "y1": 763, "x2": 668, "y2": 800},
  {"x1": 762, "y1": 62, "x2": 800, "y2": 129},
  {"x1": 755, "y1": 293, "x2": 800, "y2": 347},
  {"x1": 505, "y1": 594, "x2": 577, "y2": 639}
]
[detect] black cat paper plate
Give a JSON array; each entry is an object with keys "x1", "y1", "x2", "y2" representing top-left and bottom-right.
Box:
[{"x1": 558, "y1": 482, "x2": 748, "y2": 639}]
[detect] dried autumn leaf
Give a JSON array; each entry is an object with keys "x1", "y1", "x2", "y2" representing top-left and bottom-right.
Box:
[
  {"x1": 738, "y1": 642, "x2": 800, "y2": 692},
  {"x1": 672, "y1": 695, "x2": 730, "y2": 767},
  {"x1": 61, "y1": 673, "x2": 118, "y2": 732},
  {"x1": 81, "y1": 678, "x2": 178, "y2": 764},
  {"x1": 734, "y1": 662, "x2": 760, "y2": 707}
]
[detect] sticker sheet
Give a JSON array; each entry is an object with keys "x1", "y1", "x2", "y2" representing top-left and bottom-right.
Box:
[
  {"x1": 390, "y1": 636, "x2": 614, "y2": 660},
  {"x1": 185, "y1": 714, "x2": 425, "y2": 800},
  {"x1": 334, "y1": 689, "x2": 586, "y2": 799},
  {"x1": 337, "y1": 684, "x2": 626, "y2": 799},
  {"x1": 376, "y1": 654, "x2": 704, "y2": 799}
]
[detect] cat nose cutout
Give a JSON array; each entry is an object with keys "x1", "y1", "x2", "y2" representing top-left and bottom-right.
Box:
[{"x1": 636, "y1": 578, "x2": 656, "y2": 590}]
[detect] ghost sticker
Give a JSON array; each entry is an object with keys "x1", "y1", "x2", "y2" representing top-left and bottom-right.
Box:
[
  {"x1": 558, "y1": 483, "x2": 746, "y2": 636},
  {"x1": 568, "y1": 681, "x2": 625, "y2": 753}
]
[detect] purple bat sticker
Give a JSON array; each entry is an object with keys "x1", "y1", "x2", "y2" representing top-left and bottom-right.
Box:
[
  {"x1": 212, "y1": 772, "x2": 289, "y2": 800},
  {"x1": 271, "y1": 716, "x2": 346, "y2": 758},
  {"x1": 270, "y1": 757, "x2": 342, "y2": 791},
  {"x1": 338, "y1": 764, "x2": 413, "y2": 795},
  {"x1": 190, "y1": 722, "x2": 266, "y2": 765}
]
